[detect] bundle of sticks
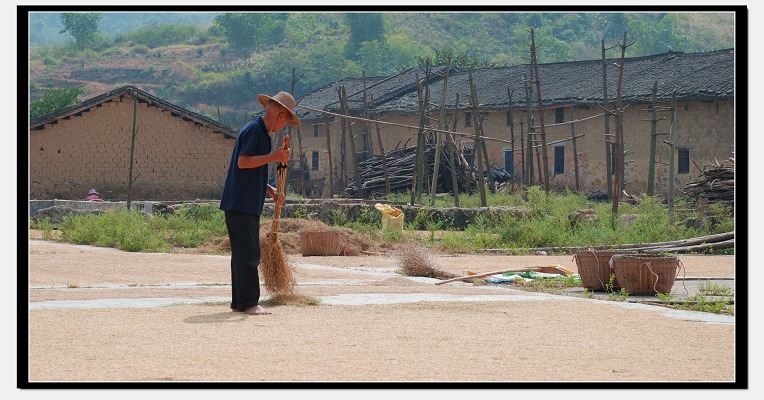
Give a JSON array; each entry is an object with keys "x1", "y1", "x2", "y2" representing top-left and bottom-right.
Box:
[
  {"x1": 680, "y1": 157, "x2": 735, "y2": 207},
  {"x1": 344, "y1": 141, "x2": 474, "y2": 198}
]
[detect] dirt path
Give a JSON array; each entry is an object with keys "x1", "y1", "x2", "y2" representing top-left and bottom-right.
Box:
[{"x1": 24, "y1": 238, "x2": 739, "y2": 384}]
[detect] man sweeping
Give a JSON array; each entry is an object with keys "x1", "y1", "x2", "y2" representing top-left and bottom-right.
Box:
[{"x1": 219, "y1": 91, "x2": 300, "y2": 315}]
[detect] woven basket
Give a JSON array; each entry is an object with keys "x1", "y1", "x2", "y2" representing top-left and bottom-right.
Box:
[
  {"x1": 610, "y1": 254, "x2": 681, "y2": 295},
  {"x1": 300, "y1": 230, "x2": 347, "y2": 256},
  {"x1": 573, "y1": 250, "x2": 621, "y2": 291}
]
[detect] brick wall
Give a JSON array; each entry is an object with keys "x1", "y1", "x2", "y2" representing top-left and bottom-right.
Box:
[{"x1": 29, "y1": 93, "x2": 235, "y2": 200}]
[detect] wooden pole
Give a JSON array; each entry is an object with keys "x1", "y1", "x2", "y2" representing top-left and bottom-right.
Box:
[
  {"x1": 570, "y1": 107, "x2": 580, "y2": 192},
  {"x1": 414, "y1": 69, "x2": 432, "y2": 202},
  {"x1": 647, "y1": 80, "x2": 658, "y2": 195},
  {"x1": 362, "y1": 70, "x2": 373, "y2": 158},
  {"x1": 127, "y1": 87, "x2": 138, "y2": 210},
  {"x1": 370, "y1": 94, "x2": 391, "y2": 195},
  {"x1": 450, "y1": 93, "x2": 464, "y2": 202},
  {"x1": 611, "y1": 32, "x2": 628, "y2": 219},
  {"x1": 524, "y1": 77, "x2": 534, "y2": 186},
  {"x1": 468, "y1": 70, "x2": 487, "y2": 207},
  {"x1": 478, "y1": 111, "x2": 496, "y2": 194},
  {"x1": 430, "y1": 56, "x2": 451, "y2": 206},
  {"x1": 336, "y1": 87, "x2": 347, "y2": 190},
  {"x1": 340, "y1": 85, "x2": 363, "y2": 199},
  {"x1": 507, "y1": 87, "x2": 517, "y2": 180},
  {"x1": 668, "y1": 90, "x2": 677, "y2": 224},
  {"x1": 602, "y1": 39, "x2": 613, "y2": 200},
  {"x1": 530, "y1": 27, "x2": 551, "y2": 194},
  {"x1": 296, "y1": 126, "x2": 305, "y2": 196},
  {"x1": 323, "y1": 114, "x2": 334, "y2": 198}
]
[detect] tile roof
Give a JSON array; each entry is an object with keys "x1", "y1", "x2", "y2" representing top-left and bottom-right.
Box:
[
  {"x1": 295, "y1": 49, "x2": 734, "y2": 121},
  {"x1": 29, "y1": 85, "x2": 238, "y2": 137}
]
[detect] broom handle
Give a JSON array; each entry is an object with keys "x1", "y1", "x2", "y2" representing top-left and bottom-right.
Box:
[
  {"x1": 271, "y1": 135, "x2": 290, "y2": 231},
  {"x1": 435, "y1": 267, "x2": 542, "y2": 285}
]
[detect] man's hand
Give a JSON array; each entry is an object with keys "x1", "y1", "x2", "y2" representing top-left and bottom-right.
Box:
[
  {"x1": 267, "y1": 185, "x2": 286, "y2": 206},
  {"x1": 274, "y1": 147, "x2": 291, "y2": 164}
]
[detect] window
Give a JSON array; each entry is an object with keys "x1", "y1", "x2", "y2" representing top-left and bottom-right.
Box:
[
  {"x1": 313, "y1": 124, "x2": 319, "y2": 137},
  {"x1": 678, "y1": 148, "x2": 690, "y2": 174},
  {"x1": 554, "y1": 145, "x2": 565, "y2": 175},
  {"x1": 465, "y1": 112, "x2": 472, "y2": 127},
  {"x1": 555, "y1": 108, "x2": 564, "y2": 124},
  {"x1": 311, "y1": 151, "x2": 319, "y2": 171},
  {"x1": 503, "y1": 150, "x2": 514, "y2": 176}
]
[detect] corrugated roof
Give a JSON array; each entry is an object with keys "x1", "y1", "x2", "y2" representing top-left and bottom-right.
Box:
[{"x1": 29, "y1": 85, "x2": 238, "y2": 137}]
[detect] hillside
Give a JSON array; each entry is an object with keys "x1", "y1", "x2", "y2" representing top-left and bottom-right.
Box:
[{"x1": 27, "y1": 11, "x2": 736, "y2": 130}]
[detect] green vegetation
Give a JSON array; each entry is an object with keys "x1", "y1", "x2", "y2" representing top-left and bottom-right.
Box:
[
  {"x1": 54, "y1": 203, "x2": 226, "y2": 252},
  {"x1": 39, "y1": 189, "x2": 733, "y2": 256},
  {"x1": 29, "y1": 85, "x2": 85, "y2": 119},
  {"x1": 29, "y1": 11, "x2": 734, "y2": 127},
  {"x1": 59, "y1": 13, "x2": 103, "y2": 50},
  {"x1": 656, "y1": 282, "x2": 734, "y2": 315},
  {"x1": 382, "y1": 187, "x2": 731, "y2": 253}
]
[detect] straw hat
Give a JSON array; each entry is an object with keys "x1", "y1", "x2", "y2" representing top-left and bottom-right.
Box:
[{"x1": 257, "y1": 91, "x2": 301, "y2": 127}]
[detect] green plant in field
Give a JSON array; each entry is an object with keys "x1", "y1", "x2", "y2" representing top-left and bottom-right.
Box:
[
  {"x1": 382, "y1": 229, "x2": 405, "y2": 243},
  {"x1": 412, "y1": 209, "x2": 434, "y2": 231},
  {"x1": 657, "y1": 292, "x2": 675, "y2": 303},
  {"x1": 30, "y1": 217, "x2": 55, "y2": 240},
  {"x1": 438, "y1": 231, "x2": 476, "y2": 253},
  {"x1": 425, "y1": 219, "x2": 443, "y2": 243},
  {"x1": 608, "y1": 288, "x2": 629, "y2": 302},
  {"x1": 354, "y1": 206, "x2": 381, "y2": 227},
  {"x1": 698, "y1": 280, "x2": 732, "y2": 296},
  {"x1": 328, "y1": 208, "x2": 348, "y2": 226},
  {"x1": 681, "y1": 293, "x2": 734, "y2": 315},
  {"x1": 604, "y1": 273, "x2": 618, "y2": 293},
  {"x1": 582, "y1": 288, "x2": 594, "y2": 298}
]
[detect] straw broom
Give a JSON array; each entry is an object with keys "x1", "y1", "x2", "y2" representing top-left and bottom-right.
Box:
[{"x1": 260, "y1": 135, "x2": 296, "y2": 296}]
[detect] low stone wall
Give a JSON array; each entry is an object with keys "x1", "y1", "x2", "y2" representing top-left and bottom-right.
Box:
[
  {"x1": 264, "y1": 201, "x2": 531, "y2": 231},
  {"x1": 29, "y1": 199, "x2": 531, "y2": 231}
]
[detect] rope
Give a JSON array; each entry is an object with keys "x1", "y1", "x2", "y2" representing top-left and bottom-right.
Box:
[{"x1": 296, "y1": 104, "x2": 515, "y2": 144}]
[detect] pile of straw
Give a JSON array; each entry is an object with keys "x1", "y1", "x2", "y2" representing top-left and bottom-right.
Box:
[
  {"x1": 260, "y1": 135, "x2": 296, "y2": 296},
  {"x1": 395, "y1": 243, "x2": 458, "y2": 279}
]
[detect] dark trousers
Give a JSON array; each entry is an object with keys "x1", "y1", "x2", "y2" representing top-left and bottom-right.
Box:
[{"x1": 224, "y1": 211, "x2": 261, "y2": 310}]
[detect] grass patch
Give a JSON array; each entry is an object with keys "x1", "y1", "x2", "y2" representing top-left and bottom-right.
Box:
[
  {"x1": 657, "y1": 282, "x2": 734, "y2": 315},
  {"x1": 44, "y1": 188, "x2": 734, "y2": 257}
]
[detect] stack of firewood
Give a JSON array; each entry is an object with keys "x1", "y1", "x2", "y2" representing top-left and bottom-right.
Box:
[
  {"x1": 344, "y1": 142, "x2": 475, "y2": 198},
  {"x1": 680, "y1": 157, "x2": 735, "y2": 207}
]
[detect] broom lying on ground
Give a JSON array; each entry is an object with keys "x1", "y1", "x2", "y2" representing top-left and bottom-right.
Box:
[{"x1": 260, "y1": 135, "x2": 296, "y2": 296}]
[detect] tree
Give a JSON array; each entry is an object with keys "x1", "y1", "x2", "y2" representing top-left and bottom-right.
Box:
[
  {"x1": 344, "y1": 13, "x2": 385, "y2": 60},
  {"x1": 213, "y1": 13, "x2": 288, "y2": 52},
  {"x1": 59, "y1": 13, "x2": 102, "y2": 49},
  {"x1": 30, "y1": 86, "x2": 85, "y2": 119}
]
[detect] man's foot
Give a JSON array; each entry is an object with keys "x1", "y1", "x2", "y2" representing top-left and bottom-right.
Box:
[{"x1": 243, "y1": 305, "x2": 271, "y2": 315}]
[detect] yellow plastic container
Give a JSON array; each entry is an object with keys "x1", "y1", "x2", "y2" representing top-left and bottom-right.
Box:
[{"x1": 375, "y1": 203, "x2": 404, "y2": 232}]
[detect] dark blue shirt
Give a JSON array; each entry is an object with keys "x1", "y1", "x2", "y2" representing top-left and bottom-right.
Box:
[{"x1": 220, "y1": 117, "x2": 272, "y2": 215}]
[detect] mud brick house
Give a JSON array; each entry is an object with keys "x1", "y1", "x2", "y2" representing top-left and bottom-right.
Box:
[
  {"x1": 29, "y1": 86, "x2": 237, "y2": 200},
  {"x1": 292, "y1": 49, "x2": 734, "y2": 197}
]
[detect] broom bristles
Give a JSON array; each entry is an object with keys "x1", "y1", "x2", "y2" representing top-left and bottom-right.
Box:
[{"x1": 261, "y1": 231, "x2": 296, "y2": 296}]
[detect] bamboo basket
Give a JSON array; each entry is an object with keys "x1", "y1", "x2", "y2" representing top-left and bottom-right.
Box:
[
  {"x1": 300, "y1": 230, "x2": 347, "y2": 256},
  {"x1": 610, "y1": 254, "x2": 681, "y2": 295},
  {"x1": 573, "y1": 250, "x2": 621, "y2": 291}
]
